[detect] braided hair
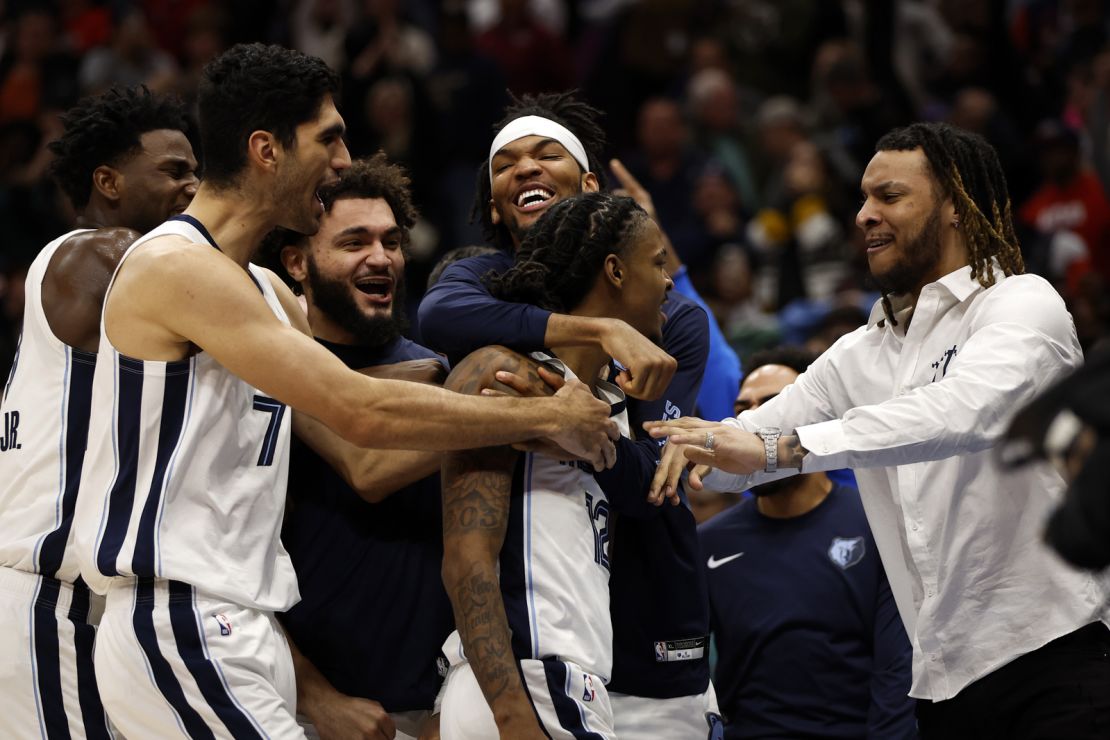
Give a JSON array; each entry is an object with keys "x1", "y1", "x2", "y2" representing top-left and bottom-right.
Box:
[
  {"x1": 473, "y1": 91, "x2": 609, "y2": 250},
  {"x1": 487, "y1": 192, "x2": 648, "y2": 313},
  {"x1": 876, "y1": 122, "x2": 1024, "y2": 285},
  {"x1": 48, "y1": 86, "x2": 190, "y2": 210}
]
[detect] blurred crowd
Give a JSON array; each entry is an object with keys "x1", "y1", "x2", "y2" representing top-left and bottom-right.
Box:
[{"x1": 2, "y1": 0, "x2": 1109, "y2": 379}]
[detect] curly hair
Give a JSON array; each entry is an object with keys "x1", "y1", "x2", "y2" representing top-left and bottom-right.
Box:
[
  {"x1": 875, "y1": 122, "x2": 1024, "y2": 322},
  {"x1": 199, "y1": 43, "x2": 339, "y2": 187},
  {"x1": 260, "y1": 152, "x2": 417, "y2": 293},
  {"x1": 47, "y1": 86, "x2": 190, "y2": 210},
  {"x1": 472, "y1": 90, "x2": 609, "y2": 250},
  {"x1": 486, "y1": 192, "x2": 648, "y2": 313}
]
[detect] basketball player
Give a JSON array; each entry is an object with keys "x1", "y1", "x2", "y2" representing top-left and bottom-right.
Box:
[
  {"x1": 0, "y1": 86, "x2": 198, "y2": 739},
  {"x1": 69, "y1": 44, "x2": 616, "y2": 738},
  {"x1": 438, "y1": 192, "x2": 671, "y2": 740},
  {"x1": 263, "y1": 153, "x2": 453, "y2": 740},
  {"x1": 418, "y1": 93, "x2": 721, "y2": 738}
]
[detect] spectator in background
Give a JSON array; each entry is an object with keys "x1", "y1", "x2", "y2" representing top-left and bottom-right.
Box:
[
  {"x1": 79, "y1": 8, "x2": 178, "y2": 95},
  {"x1": 627, "y1": 96, "x2": 713, "y2": 273},
  {"x1": 290, "y1": 0, "x2": 357, "y2": 70},
  {"x1": 699, "y1": 346, "x2": 914, "y2": 739},
  {"x1": 474, "y1": 0, "x2": 572, "y2": 95},
  {"x1": 0, "y1": 7, "x2": 78, "y2": 126},
  {"x1": 1020, "y1": 119, "x2": 1110, "y2": 296},
  {"x1": 687, "y1": 67, "x2": 761, "y2": 212}
]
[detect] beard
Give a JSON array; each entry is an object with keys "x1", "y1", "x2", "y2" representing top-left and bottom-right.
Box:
[
  {"x1": 306, "y1": 256, "x2": 409, "y2": 348},
  {"x1": 870, "y1": 204, "x2": 944, "y2": 295}
]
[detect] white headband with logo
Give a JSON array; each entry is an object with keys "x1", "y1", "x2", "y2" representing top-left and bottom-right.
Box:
[{"x1": 488, "y1": 115, "x2": 590, "y2": 184}]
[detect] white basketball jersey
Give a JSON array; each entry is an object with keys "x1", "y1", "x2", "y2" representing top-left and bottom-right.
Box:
[
  {"x1": 444, "y1": 354, "x2": 630, "y2": 682},
  {"x1": 0, "y1": 229, "x2": 98, "y2": 583},
  {"x1": 72, "y1": 216, "x2": 299, "y2": 611}
]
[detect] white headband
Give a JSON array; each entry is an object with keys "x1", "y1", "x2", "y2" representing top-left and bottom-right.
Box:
[{"x1": 488, "y1": 115, "x2": 590, "y2": 184}]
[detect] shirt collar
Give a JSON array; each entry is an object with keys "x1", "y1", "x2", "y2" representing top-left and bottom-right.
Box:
[{"x1": 867, "y1": 259, "x2": 1004, "y2": 328}]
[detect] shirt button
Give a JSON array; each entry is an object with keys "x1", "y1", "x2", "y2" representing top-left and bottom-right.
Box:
[
  {"x1": 911, "y1": 523, "x2": 919, "y2": 531},
  {"x1": 930, "y1": 654, "x2": 938, "y2": 662}
]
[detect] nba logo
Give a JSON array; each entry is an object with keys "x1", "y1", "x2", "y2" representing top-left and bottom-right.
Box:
[
  {"x1": 654, "y1": 641, "x2": 667, "y2": 662},
  {"x1": 214, "y1": 614, "x2": 233, "y2": 636},
  {"x1": 582, "y1": 674, "x2": 596, "y2": 702}
]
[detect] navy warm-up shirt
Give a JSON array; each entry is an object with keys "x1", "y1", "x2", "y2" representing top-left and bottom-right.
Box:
[
  {"x1": 698, "y1": 484, "x2": 916, "y2": 739},
  {"x1": 419, "y1": 251, "x2": 713, "y2": 699},
  {"x1": 281, "y1": 337, "x2": 453, "y2": 712}
]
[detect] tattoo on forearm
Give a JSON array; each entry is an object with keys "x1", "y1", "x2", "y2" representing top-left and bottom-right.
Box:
[
  {"x1": 452, "y1": 562, "x2": 520, "y2": 707},
  {"x1": 442, "y1": 440, "x2": 525, "y2": 714},
  {"x1": 445, "y1": 346, "x2": 548, "y2": 397},
  {"x1": 782, "y1": 435, "x2": 807, "y2": 469}
]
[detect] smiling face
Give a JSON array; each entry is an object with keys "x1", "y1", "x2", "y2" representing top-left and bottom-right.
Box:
[
  {"x1": 856, "y1": 147, "x2": 960, "y2": 298},
  {"x1": 489, "y1": 134, "x2": 599, "y2": 248},
  {"x1": 296, "y1": 196, "x2": 407, "y2": 346},
  {"x1": 609, "y1": 218, "x2": 673, "y2": 342},
  {"x1": 274, "y1": 95, "x2": 351, "y2": 235},
  {"x1": 115, "y1": 128, "x2": 198, "y2": 233}
]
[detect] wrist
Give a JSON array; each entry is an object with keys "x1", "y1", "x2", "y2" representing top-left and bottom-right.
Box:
[{"x1": 778, "y1": 435, "x2": 807, "y2": 469}]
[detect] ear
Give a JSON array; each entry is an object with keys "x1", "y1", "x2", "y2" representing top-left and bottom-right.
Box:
[
  {"x1": 489, "y1": 199, "x2": 502, "y2": 225},
  {"x1": 582, "y1": 171, "x2": 600, "y2": 193},
  {"x1": 281, "y1": 245, "x2": 308, "y2": 285},
  {"x1": 91, "y1": 165, "x2": 122, "y2": 204},
  {"x1": 247, "y1": 130, "x2": 280, "y2": 173},
  {"x1": 603, "y1": 253, "x2": 624, "y2": 289}
]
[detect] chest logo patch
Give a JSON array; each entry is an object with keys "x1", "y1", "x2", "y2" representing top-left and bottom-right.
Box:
[{"x1": 828, "y1": 536, "x2": 865, "y2": 570}]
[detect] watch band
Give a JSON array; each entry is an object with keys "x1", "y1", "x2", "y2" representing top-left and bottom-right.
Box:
[{"x1": 759, "y1": 427, "x2": 782, "y2": 473}]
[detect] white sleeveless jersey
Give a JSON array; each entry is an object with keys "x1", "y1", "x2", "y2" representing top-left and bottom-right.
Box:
[
  {"x1": 0, "y1": 229, "x2": 99, "y2": 583},
  {"x1": 72, "y1": 216, "x2": 299, "y2": 611},
  {"x1": 444, "y1": 354, "x2": 630, "y2": 682}
]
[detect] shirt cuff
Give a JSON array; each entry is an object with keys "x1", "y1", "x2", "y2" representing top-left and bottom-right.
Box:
[{"x1": 796, "y1": 419, "x2": 852, "y2": 473}]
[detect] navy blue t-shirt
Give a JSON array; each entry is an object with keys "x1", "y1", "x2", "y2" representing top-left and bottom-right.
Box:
[
  {"x1": 698, "y1": 485, "x2": 916, "y2": 739},
  {"x1": 419, "y1": 251, "x2": 713, "y2": 698},
  {"x1": 281, "y1": 337, "x2": 453, "y2": 712}
]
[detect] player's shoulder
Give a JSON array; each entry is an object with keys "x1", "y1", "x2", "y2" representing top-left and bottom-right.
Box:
[
  {"x1": 445, "y1": 344, "x2": 537, "y2": 394},
  {"x1": 696, "y1": 497, "x2": 754, "y2": 539},
  {"x1": 442, "y1": 249, "x2": 514, "y2": 281},
  {"x1": 48, "y1": 226, "x2": 141, "y2": 279}
]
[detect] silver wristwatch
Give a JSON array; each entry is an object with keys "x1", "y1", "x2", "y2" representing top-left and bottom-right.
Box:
[{"x1": 758, "y1": 427, "x2": 782, "y2": 473}]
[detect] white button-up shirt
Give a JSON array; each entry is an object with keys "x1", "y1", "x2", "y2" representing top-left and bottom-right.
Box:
[{"x1": 708, "y1": 264, "x2": 1106, "y2": 700}]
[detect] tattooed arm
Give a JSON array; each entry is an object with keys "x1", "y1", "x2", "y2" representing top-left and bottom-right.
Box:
[{"x1": 441, "y1": 346, "x2": 547, "y2": 739}]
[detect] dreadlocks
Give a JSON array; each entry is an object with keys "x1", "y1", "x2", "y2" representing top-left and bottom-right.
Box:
[
  {"x1": 486, "y1": 192, "x2": 648, "y2": 313},
  {"x1": 473, "y1": 91, "x2": 609, "y2": 250},
  {"x1": 875, "y1": 122, "x2": 1024, "y2": 323}
]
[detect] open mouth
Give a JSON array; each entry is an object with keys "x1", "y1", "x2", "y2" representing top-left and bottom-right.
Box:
[
  {"x1": 515, "y1": 186, "x2": 556, "y2": 212},
  {"x1": 866, "y1": 234, "x2": 894, "y2": 253},
  {"x1": 355, "y1": 277, "x2": 392, "y2": 303}
]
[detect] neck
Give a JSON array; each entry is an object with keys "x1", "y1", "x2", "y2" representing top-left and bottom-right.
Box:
[
  {"x1": 181, "y1": 182, "x2": 279, "y2": 268},
  {"x1": 75, "y1": 204, "x2": 115, "y2": 231},
  {"x1": 552, "y1": 343, "x2": 610, "y2": 392},
  {"x1": 756, "y1": 473, "x2": 833, "y2": 518}
]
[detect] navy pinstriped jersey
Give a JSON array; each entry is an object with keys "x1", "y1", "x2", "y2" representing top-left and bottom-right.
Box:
[
  {"x1": 419, "y1": 250, "x2": 713, "y2": 698},
  {"x1": 73, "y1": 216, "x2": 299, "y2": 611},
  {"x1": 0, "y1": 229, "x2": 98, "y2": 584},
  {"x1": 281, "y1": 336, "x2": 454, "y2": 712}
]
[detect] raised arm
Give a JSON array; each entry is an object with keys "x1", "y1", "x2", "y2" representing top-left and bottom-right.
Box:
[
  {"x1": 106, "y1": 239, "x2": 618, "y2": 465},
  {"x1": 266, "y1": 271, "x2": 444, "y2": 502},
  {"x1": 440, "y1": 348, "x2": 545, "y2": 739},
  {"x1": 418, "y1": 254, "x2": 676, "y2": 400}
]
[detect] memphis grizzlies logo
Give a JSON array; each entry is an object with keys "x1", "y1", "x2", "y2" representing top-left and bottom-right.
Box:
[{"x1": 828, "y1": 536, "x2": 865, "y2": 569}]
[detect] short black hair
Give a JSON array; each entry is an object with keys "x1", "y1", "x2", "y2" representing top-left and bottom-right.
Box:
[
  {"x1": 486, "y1": 192, "x2": 648, "y2": 313},
  {"x1": 47, "y1": 86, "x2": 190, "y2": 209},
  {"x1": 745, "y1": 346, "x2": 818, "y2": 377},
  {"x1": 259, "y1": 152, "x2": 418, "y2": 294},
  {"x1": 473, "y1": 90, "x2": 608, "y2": 250},
  {"x1": 198, "y1": 43, "x2": 339, "y2": 187}
]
